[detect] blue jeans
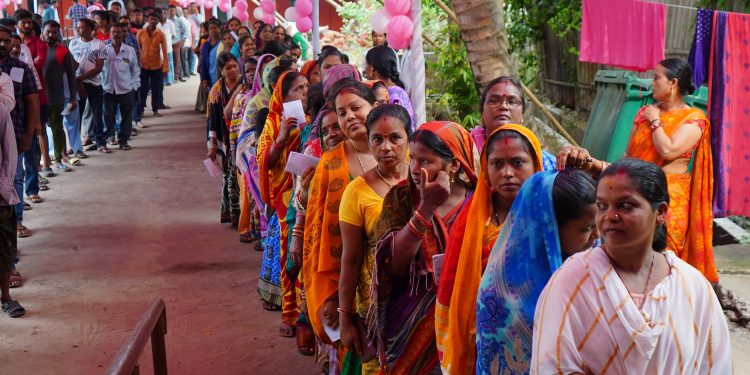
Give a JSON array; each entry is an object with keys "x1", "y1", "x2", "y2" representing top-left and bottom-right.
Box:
[
  {"x1": 188, "y1": 48, "x2": 197, "y2": 74},
  {"x1": 23, "y1": 137, "x2": 39, "y2": 196},
  {"x1": 63, "y1": 99, "x2": 82, "y2": 153},
  {"x1": 139, "y1": 69, "x2": 163, "y2": 114},
  {"x1": 132, "y1": 89, "x2": 142, "y2": 122},
  {"x1": 13, "y1": 152, "x2": 24, "y2": 223},
  {"x1": 104, "y1": 91, "x2": 134, "y2": 145}
]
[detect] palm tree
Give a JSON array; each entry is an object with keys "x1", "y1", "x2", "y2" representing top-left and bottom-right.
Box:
[{"x1": 451, "y1": 0, "x2": 516, "y2": 91}]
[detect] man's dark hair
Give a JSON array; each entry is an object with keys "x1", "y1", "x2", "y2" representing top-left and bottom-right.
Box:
[
  {"x1": 92, "y1": 10, "x2": 112, "y2": 24},
  {"x1": 13, "y1": 9, "x2": 33, "y2": 22},
  {"x1": 0, "y1": 26, "x2": 12, "y2": 37},
  {"x1": 111, "y1": 22, "x2": 128, "y2": 30},
  {"x1": 42, "y1": 20, "x2": 60, "y2": 30},
  {"x1": 0, "y1": 18, "x2": 17, "y2": 28},
  {"x1": 78, "y1": 18, "x2": 96, "y2": 31},
  {"x1": 132, "y1": 8, "x2": 143, "y2": 13}
]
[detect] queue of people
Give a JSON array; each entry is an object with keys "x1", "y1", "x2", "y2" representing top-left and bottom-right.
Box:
[
  {"x1": 197, "y1": 14, "x2": 732, "y2": 374},
  {"x1": 0, "y1": 5, "x2": 206, "y2": 319}
]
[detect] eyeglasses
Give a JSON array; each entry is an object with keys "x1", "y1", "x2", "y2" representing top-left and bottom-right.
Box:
[{"x1": 485, "y1": 97, "x2": 524, "y2": 108}]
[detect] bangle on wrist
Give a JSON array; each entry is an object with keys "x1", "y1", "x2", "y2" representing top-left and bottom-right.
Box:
[
  {"x1": 406, "y1": 219, "x2": 422, "y2": 237},
  {"x1": 413, "y1": 209, "x2": 431, "y2": 227},
  {"x1": 337, "y1": 307, "x2": 356, "y2": 318},
  {"x1": 650, "y1": 120, "x2": 662, "y2": 131}
]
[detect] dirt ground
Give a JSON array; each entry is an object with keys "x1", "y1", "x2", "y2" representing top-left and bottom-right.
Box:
[
  {"x1": 1, "y1": 79, "x2": 748, "y2": 374},
  {"x1": 0, "y1": 79, "x2": 315, "y2": 374}
]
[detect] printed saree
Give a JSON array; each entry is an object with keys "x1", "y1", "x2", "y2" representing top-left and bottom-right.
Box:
[
  {"x1": 435, "y1": 124, "x2": 543, "y2": 375},
  {"x1": 627, "y1": 106, "x2": 717, "y2": 282},
  {"x1": 476, "y1": 171, "x2": 563, "y2": 374},
  {"x1": 371, "y1": 121, "x2": 478, "y2": 374},
  {"x1": 302, "y1": 142, "x2": 349, "y2": 342}
]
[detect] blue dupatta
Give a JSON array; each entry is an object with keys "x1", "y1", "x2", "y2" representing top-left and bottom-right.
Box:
[{"x1": 475, "y1": 171, "x2": 563, "y2": 374}]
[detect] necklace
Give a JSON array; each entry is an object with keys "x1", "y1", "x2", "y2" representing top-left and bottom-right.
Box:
[
  {"x1": 375, "y1": 165, "x2": 396, "y2": 188},
  {"x1": 610, "y1": 251, "x2": 655, "y2": 309},
  {"x1": 348, "y1": 140, "x2": 366, "y2": 175}
]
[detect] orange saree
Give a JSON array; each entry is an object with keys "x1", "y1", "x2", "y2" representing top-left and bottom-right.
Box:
[
  {"x1": 434, "y1": 124, "x2": 544, "y2": 374},
  {"x1": 627, "y1": 106, "x2": 718, "y2": 283},
  {"x1": 257, "y1": 72, "x2": 302, "y2": 326},
  {"x1": 302, "y1": 142, "x2": 349, "y2": 343}
]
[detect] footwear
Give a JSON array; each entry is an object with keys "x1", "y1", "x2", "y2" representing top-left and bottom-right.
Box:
[
  {"x1": 85, "y1": 144, "x2": 98, "y2": 152},
  {"x1": 41, "y1": 167, "x2": 56, "y2": 178},
  {"x1": 152, "y1": 111, "x2": 162, "y2": 117},
  {"x1": 67, "y1": 158, "x2": 81, "y2": 166},
  {"x1": 239, "y1": 233, "x2": 252, "y2": 243},
  {"x1": 39, "y1": 185, "x2": 49, "y2": 191},
  {"x1": 136, "y1": 121, "x2": 148, "y2": 129},
  {"x1": 55, "y1": 163, "x2": 72, "y2": 172},
  {"x1": 179, "y1": 78, "x2": 187, "y2": 82},
  {"x1": 279, "y1": 324, "x2": 296, "y2": 338},
  {"x1": 75, "y1": 151, "x2": 88, "y2": 159},
  {"x1": 132, "y1": 128, "x2": 139, "y2": 136},
  {"x1": 28, "y1": 194, "x2": 43, "y2": 203},
  {"x1": 66, "y1": 149, "x2": 73, "y2": 155},
  {"x1": 119, "y1": 143, "x2": 132, "y2": 151},
  {"x1": 23, "y1": 203, "x2": 30, "y2": 211},
  {"x1": 159, "y1": 104, "x2": 171, "y2": 110},
  {"x1": 82, "y1": 138, "x2": 93, "y2": 146},
  {"x1": 262, "y1": 301, "x2": 280, "y2": 311},
  {"x1": 98, "y1": 146, "x2": 112, "y2": 154},
  {"x1": 109, "y1": 139, "x2": 118, "y2": 146},
  {"x1": 39, "y1": 176, "x2": 49, "y2": 185},
  {"x1": 1, "y1": 300, "x2": 26, "y2": 318},
  {"x1": 16, "y1": 224, "x2": 31, "y2": 238},
  {"x1": 9, "y1": 270, "x2": 23, "y2": 288}
]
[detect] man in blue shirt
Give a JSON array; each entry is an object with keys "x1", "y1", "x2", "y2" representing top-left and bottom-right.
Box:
[
  {"x1": 167, "y1": 5, "x2": 187, "y2": 82},
  {"x1": 66, "y1": 0, "x2": 89, "y2": 34},
  {"x1": 101, "y1": 23, "x2": 140, "y2": 151}
]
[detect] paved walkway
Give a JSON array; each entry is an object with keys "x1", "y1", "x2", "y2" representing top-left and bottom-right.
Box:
[{"x1": 0, "y1": 79, "x2": 315, "y2": 374}]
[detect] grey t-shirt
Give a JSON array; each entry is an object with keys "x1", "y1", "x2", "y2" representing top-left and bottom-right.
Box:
[{"x1": 43, "y1": 45, "x2": 77, "y2": 106}]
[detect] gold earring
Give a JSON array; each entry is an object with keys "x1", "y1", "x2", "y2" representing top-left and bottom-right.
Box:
[
  {"x1": 670, "y1": 86, "x2": 675, "y2": 96},
  {"x1": 450, "y1": 172, "x2": 455, "y2": 183}
]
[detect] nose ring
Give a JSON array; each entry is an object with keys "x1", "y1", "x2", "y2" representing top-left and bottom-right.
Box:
[{"x1": 614, "y1": 214, "x2": 620, "y2": 220}]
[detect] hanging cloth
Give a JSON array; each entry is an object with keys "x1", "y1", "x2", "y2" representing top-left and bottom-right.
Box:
[
  {"x1": 688, "y1": 8, "x2": 715, "y2": 89},
  {"x1": 580, "y1": 0, "x2": 666, "y2": 72}
]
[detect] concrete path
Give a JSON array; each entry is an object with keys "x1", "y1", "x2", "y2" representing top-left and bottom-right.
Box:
[{"x1": 0, "y1": 79, "x2": 315, "y2": 374}]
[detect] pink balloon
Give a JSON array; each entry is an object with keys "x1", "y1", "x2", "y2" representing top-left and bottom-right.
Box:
[
  {"x1": 387, "y1": 15, "x2": 414, "y2": 41},
  {"x1": 238, "y1": 11, "x2": 249, "y2": 22},
  {"x1": 253, "y1": 7, "x2": 265, "y2": 20},
  {"x1": 204, "y1": 0, "x2": 214, "y2": 9},
  {"x1": 194, "y1": 0, "x2": 204, "y2": 6},
  {"x1": 235, "y1": 0, "x2": 247, "y2": 11},
  {"x1": 296, "y1": 16, "x2": 312, "y2": 33},
  {"x1": 0, "y1": 0, "x2": 6, "y2": 8},
  {"x1": 384, "y1": 0, "x2": 410, "y2": 17},
  {"x1": 260, "y1": 0, "x2": 275, "y2": 14},
  {"x1": 263, "y1": 13, "x2": 275, "y2": 25},
  {"x1": 219, "y1": 2, "x2": 229, "y2": 12},
  {"x1": 294, "y1": 0, "x2": 312, "y2": 17},
  {"x1": 387, "y1": 32, "x2": 410, "y2": 50}
]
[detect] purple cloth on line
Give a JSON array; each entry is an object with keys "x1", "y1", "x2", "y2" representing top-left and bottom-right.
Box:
[
  {"x1": 709, "y1": 11, "x2": 727, "y2": 217},
  {"x1": 688, "y1": 8, "x2": 714, "y2": 90}
]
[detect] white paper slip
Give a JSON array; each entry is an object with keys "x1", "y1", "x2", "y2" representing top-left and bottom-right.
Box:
[
  {"x1": 60, "y1": 102, "x2": 76, "y2": 116},
  {"x1": 9, "y1": 67, "x2": 24, "y2": 83},
  {"x1": 204, "y1": 158, "x2": 222, "y2": 177},
  {"x1": 284, "y1": 151, "x2": 320, "y2": 175},
  {"x1": 432, "y1": 254, "x2": 445, "y2": 285},
  {"x1": 282, "y1": 100, "x2": 306, "y2": 124},
  {"x1": 323, "y1": 322, "x2": 341, "y2": 343}
]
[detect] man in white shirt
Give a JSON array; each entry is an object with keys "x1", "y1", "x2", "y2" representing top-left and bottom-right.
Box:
[
  {"x1": 101, "y1": 23, "x2": 140, "y2": 151},
  {"x1": 68, "y1": 18, "x2": 107, "y2": 153}
]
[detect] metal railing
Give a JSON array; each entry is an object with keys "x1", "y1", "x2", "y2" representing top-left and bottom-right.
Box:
[{"x1": 105, "y1": 298, "x2": 168, "y2": 375}]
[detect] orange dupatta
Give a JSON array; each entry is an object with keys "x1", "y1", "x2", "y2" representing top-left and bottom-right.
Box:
[
  {"x1": 257, "y1": 72, "x2": 301, "y2": 217},
  {"x1": 434, "y1": 124, "x2": 543, "y2": 375},
  {"x1": 627, "y1": 106, "x2": 718, "y2": 282},
  {"x1": 302, "y1": 142, "x2": 349, "y2": 342}
]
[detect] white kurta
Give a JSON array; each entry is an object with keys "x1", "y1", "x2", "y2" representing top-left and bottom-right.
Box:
[{"x1": 531, "y1": 247, "x2": 731, "y2": 375}]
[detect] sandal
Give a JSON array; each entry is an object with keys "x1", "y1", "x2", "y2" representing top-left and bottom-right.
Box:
[
  {"x1": 279, "y1": 324, "x2": 296, "y2": 338},
  {"x1": 39, "y1": 185, "x2": 49, "y2": 191},
  {"x1": 16, "y1": 224, "x2": 31, "y2": 238},
  {"x1": 239, "y1": 233, "x2": 252, "y2": 243},
  {"x1": 296, "y1": 324, "x2": 315, "y2": 356},
  {"x1": 28, "y1": 195, "x2": 43, "y2": 204},
  {"x1": 263, "y1": 301, "x2": 280, "y2": 311},
  {"x1": 255, "y1": 241, "x2": 264, "y2": 252},
  {"x1": 23, "y1": 203, "x2": 31, "y2": 211},
  {"x1": 9, "y1": 270, "x2": 23, "y2": 288},
  {"x1": 1, "y1": 300, "x2": 26, "y2": 318},
  {"x1": 39, "y1": 176, "x2": 49, "y2": 185}
]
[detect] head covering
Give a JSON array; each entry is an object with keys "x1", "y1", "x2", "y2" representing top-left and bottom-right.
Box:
[
  {"x1": 239, "y1": 56, "x2": 258, "y2": 87},
  {"x1": 418, "y1": 121, "x2": 479, "y2": 184},
  {"x1": 108, "y1": 0, "x2": 126, "y2": 16},
  {"x1": 300, "y1": 60, "x2": 317, "y2": 80},
  {"x1": 476, "y1": 170, "x2": 562, "y2": 372},
  {"x1": 248, "y1": 53, "x2": 275, "y2": 98},
  {"x1": 322, "y1": 64, "x2": 362, "y2": 99},
  {"x1": 435, "y1": 123, "x2": 543, "y2": 375}
]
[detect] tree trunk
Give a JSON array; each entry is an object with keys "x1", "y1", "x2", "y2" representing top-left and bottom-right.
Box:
[{"x1": 451, "y1": 0, "x2": 516, "y2": 93}]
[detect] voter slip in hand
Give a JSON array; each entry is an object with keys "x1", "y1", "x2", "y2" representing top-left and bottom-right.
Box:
[
  {"x1": 282, "y1": 100, "x2": 307, "y2": 125},
  {"x1": 284, "y1": 152, "x2": 320, "y2": 176}
]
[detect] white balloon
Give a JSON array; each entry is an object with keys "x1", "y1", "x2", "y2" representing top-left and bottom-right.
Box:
[
  {"x1": 253, "y1": 7, "x2": 265, "y2": 21},
  {"x1": 370, "y1": 9, "x2": 391, "y2": 34},
  {"x1": 284, "y1": 7, "x2": 298, "y2": 22}
]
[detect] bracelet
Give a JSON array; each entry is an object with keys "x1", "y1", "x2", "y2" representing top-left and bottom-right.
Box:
[
  {"x1": 650, "y1": 120, "x2": 662, "y2": 131},
  {"x1": 337, "y1": 307, "x2": 356, "y2": 318},
  {"x1": 649, "y1": 118, "x2": 660, "y2": 125},
  {"x1": 406, "y1": 219, "x2": 422, "y2": 237},
  {"x1": 413, "y1": 209, "x2": 431, "y2": 227}
]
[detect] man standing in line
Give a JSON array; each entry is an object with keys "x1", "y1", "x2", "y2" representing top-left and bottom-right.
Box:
[
  {"x1": 65, "y1": 0, "x2": 89, "y2": 35},
  {"x1": 136, "y1": 11, "x2": 168, "y2": 117},
  {"x1": 102, "y1": 23, "x2": 139, "y2": 151},
  {"x1": 69, "y1": 19, "x2": 107, "y2": 153},
  {"x1": 92, "y1": 10, "x2": 111, "y2": 41},
  {"x1": 0, "y1": 26, "x2": 40, "y2": 239},
  {"x1": 41, "y1": 21, "x2": 77, "y2": 172},
  {"x1": 171, "y1": 6, "x2": 190, "y2": 82}
]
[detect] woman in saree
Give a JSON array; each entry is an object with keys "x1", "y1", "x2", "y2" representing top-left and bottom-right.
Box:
[
  {"x1": 302, "y1": 79, "x2": 380, "y2": 373},
  {"x1": 256, "y1": 71, "x2": 312, "y2": 345},
  {"x1": 338, "y1": 104, "x2": 412, "y2": 374},
  {"x1": 364, "y1": 46, "x2": 414, "y2": 129},
  {"x1": 227, "y1": 57, "x2": 258, "y2": 243},
  {"x1": 531, "y1": 158, "x2": 731, "y2": 374},
  {"x1": 370, "y1": 121, "x2": 478, "y2": 374},
  {"x1": 475, "y1": 169, "x2": 598, "y2": 373},
  {"x1": 300, "y1": 60, "x2": 321, "y2": 85},
  {"x1": 472, "y1": 77, "x2": 556, "y2": 171},
  {"x1": 435, "y1": 124, "x2": 544, "y2": 374},
  {"x1": 254, "y1": 23, "x2": 274, "y2": 53},
  {"x1": 206, "y1": 53, "x2": 243, "y2": 225},
  {"x1": 558, "y1": 58, "x2": 717, "y2": 283}
]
